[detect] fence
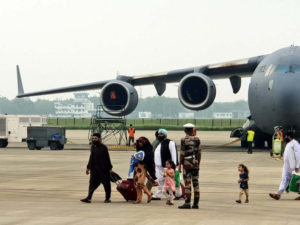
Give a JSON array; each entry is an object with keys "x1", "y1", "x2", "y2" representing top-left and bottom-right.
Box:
[
  {"x1": 47, "y1": 118, "x2": 246, "y2": 130},
  {"x1": 47, "y1": 117, "x2": 91, "y2": 127}
]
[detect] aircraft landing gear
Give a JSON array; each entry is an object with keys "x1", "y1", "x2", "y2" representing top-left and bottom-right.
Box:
[
  {"x1": 241, "y1": 140, "x2": 248, "y2": 148},
  {"x1": 254, "y1": 137, "x2": 265, "y2": 149}
]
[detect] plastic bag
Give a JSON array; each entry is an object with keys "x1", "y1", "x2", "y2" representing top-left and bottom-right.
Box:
[
  {"x1": 288, "y1": 173, "x2": 300, "y2": 193},
  {"x1": 174, "y1": 170, "x2": 180, "y2": 187}
]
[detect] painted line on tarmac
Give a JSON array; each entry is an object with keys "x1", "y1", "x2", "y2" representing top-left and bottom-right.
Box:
[{"x1": 205, "y1": 138, "x2": 241, "y2": 149}]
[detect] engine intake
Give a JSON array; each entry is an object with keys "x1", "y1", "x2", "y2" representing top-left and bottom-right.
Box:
[
  {"x1": 101, "y1": 81, "x2": 138, "y2": 116},
  {"x1": 178, "y1": 73, "x2": 216, "y2": 110}
]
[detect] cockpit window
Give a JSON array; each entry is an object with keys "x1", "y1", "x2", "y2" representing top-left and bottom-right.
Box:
[
  {"x1": 264, "y1": 65, "x2": 300, "y2": 76},
  {"x1": 275, "y1": 65, "x2": 300, "y2": 74},
  {"x1": 274, "y1": 65, "x2": 289, "y2": 73},
  {"x1": 291, "y1": 65, "x2": 300, "y2": 73}
]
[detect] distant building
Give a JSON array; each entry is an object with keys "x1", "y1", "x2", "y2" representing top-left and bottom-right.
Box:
[
  {"x1": 54, "y1": 93, "x2": 95, "y2": 117},
  {"x1": 138, "y1": 112, "x2": 152, "y2": 118},
  {"x1": 232, "y1": 111, "x2": 250, "y2": 119},
  {"x1": 213, "y1": 112, "x2": 233, "y2": 119},
  {"x1": 179, "y1": 112, "x2": 194, "y2": 119}
]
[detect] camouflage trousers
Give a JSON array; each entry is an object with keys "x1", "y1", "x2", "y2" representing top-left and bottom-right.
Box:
[{"x1": 183, "y1": 168, "x2": 200, "y2": 199}]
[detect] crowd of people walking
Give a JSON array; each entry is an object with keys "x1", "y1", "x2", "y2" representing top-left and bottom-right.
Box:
[{"x1": 81, "y1": 125, "x2": 300, "y2": 208}]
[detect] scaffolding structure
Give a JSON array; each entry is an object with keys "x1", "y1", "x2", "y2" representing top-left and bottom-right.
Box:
[{"x1": 89, "y1": 105, "x2": 128, "y2": 145}]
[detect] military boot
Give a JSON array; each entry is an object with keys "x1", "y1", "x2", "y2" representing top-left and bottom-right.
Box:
[
  {"x1": 192, "y1": 197, "x2": 199, "y2": 209},
  {"x1": 178, "y1": 198, "x2": 191, "y2": 209}
]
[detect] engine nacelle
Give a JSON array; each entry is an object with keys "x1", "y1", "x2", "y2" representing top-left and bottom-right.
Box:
[
  {"x1": 178, "y1": 73, "x2": 216, "y2": 110},
  {"x1": 101, "y1": 81, "x2": 138, "y2": 116}
]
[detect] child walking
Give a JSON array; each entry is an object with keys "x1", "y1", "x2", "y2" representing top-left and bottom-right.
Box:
[
  {"x1": 236, "y1": 164, "x2": 249, "y2": 204},
  {"x1": 163, "y1": 160, "x2": 176, "y2": 205}
]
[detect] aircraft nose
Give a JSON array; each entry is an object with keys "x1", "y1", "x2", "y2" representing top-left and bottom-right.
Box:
[{"x1": 274, "y1": 73, "x2": 300, "y2": 123}]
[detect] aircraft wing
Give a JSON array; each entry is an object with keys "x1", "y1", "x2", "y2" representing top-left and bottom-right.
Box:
[
  {"x1": 16, "y1": 55, "x2": 266, "y2": 98},
  {"x1": 132, "y1": 55, "x2": 266, "y2": 85}
]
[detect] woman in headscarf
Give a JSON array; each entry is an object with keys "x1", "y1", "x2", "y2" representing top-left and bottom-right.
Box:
[{"x1": 136, "y1": 136, "x2": 157, "y2": 181}]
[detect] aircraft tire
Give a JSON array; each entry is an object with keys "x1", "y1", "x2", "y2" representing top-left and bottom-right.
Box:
[
  {"x1": 266, "y1": 136, "x2": 272, "y2": 149},
  {"x1": 254, "y1": 138, "x2": 265, "y2": 149}
]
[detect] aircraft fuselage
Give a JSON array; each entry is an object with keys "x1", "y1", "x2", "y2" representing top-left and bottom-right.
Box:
[{"x1": 248, "y1": 46, "x2": 300, "y2": 136}]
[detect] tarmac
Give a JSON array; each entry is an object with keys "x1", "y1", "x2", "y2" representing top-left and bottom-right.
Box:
[{"x1": 0, "y1": 130, "x2": 300, "y2": 225}]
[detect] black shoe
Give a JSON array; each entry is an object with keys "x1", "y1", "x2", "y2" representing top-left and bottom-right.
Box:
[
  {"x1": 178, "y1": 203, "x2": 191, "y2": 209},
  {"x1": 104, "y1": 199, "x2": 111, "y2": 203},
  {"x1": 80, "y1": 198, "x2": 91, "y2": 203},
  {"x1": 192, "y1": 197, "x2": 199, "y2": 209},
  {"x1": 152, "y1": 197, "x2": 161, "y2": 200}
]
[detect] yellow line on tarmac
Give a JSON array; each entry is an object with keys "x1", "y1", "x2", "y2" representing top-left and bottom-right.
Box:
[
  {"x1": 217, "y1": 138, "x2": 241, "y2": 147},
  {"x1": 108, "y1": 145, "x2": 135, "y2": 150},
  {"x1": 206, "y1": 138, "x2": 241, "y2": 149}
]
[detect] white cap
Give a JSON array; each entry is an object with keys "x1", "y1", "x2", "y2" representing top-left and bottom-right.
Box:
[{"x1": 184, "y1": 123, "x2": 195, "y2": 128}]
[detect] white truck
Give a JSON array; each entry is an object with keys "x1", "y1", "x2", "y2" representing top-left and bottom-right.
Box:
[{"x1": 0, "y1": 114, "x2": 47, "y2": 148}]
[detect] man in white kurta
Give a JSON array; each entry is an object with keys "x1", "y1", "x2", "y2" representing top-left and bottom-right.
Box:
[
  {"x1": 152, "y1": 129, "x2": 177, "y2": 200},
  {"x1": 269, "y1": 132, "x2": 300, "y2": 200}
]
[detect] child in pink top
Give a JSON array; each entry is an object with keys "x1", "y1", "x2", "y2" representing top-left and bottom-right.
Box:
[{"x1": 163, "y1": 160, "x2": 176, "y2": 205}]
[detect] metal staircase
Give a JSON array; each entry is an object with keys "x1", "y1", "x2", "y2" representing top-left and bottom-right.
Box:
[{"x1": 89, "y1": 105, "x2": 128, "y2": 145}]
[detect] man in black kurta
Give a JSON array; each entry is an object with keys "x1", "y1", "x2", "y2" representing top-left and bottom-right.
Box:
[{"x1": 81, "y1": 133, "x2": 113, "y2": 203}]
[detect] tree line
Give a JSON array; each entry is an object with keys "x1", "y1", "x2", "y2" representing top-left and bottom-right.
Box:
[{"x1": 0, "y1": 95, "x2": 249, "y2": 118}]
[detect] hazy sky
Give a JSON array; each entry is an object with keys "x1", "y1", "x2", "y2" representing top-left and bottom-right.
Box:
[{"x1": 0, "y1": 0, "x2": 299, "y2": 102}]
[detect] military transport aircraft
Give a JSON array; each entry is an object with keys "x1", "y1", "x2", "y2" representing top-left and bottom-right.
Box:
[{"x1": 16, "y1": 45, "x2": 300, "y2": 148}]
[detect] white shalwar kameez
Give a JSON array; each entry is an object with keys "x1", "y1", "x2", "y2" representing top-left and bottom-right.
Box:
[
  {"x1": 153, "y1": 141, "x2": 177, "y2": 198},
  {"x1": 277, "y1": 139, "x2": 300, "y2": 195}
]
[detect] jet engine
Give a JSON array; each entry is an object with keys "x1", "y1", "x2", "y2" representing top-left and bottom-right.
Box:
[
  {"x1": 101, "y1": 81, "x2": 138, "y2": 116},
  {"x1": 178, "y1": 73, "x2": 216, "y2": 110}
]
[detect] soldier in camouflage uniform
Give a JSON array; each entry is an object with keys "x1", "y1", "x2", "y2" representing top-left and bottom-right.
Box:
[{"x1": 178, "y1": 123, "x2": 201, "y2": 209}]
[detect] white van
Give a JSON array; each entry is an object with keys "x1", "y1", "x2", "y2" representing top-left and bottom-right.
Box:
[{"x1": 0, "y1": 115, "x2": 47, "y2": 148}]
